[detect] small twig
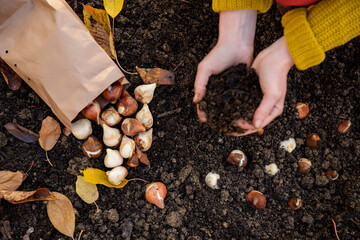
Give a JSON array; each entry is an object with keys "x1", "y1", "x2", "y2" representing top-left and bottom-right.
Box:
[
  {"x1": 25, "y1": 160, "x2": 35, "y2": 175},
  {"x1": 78, "y1": 230, "x2": 84, "y2": 240},
  {"x1": 331, "y1": 219, "x2": 340, "y2": 240},
  {"x1": 351, "y1": 217, "x2": 360, "y2": 229},
  {"x1": 45, "y1": 151, "x2": 53, "y2": 166},
  {"x1": 111, "y1": 17, "x2": 137, "y2": 75},
  {"x1": 128, "y1": 178, "x2": 149, "y2": 183},
  {"x1": 173, "y1": 60, "x2": 184, "y2": 72},
  {"x1": 157, "y1": 108, "x2": 182, "y2": 118}
]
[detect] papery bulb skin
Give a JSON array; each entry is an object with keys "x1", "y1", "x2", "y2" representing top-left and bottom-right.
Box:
[
  {"x1": 71, "y1": 118, "x2": 92, "y2": 140},
  {"x1": 134, "y1": 83, "x2": 156, "y2": 104},
  {"x1": 134, "y1": 128, "x2": 153, "y2": 152},
  {"x1": 136, "y1": 104, "x2": 153, "y2": 130},
  {"x1": 145, "y1": 182, "x2": 167, "y2": 209},
  {"x1": 116, "y1": 90, "x2": 138, "y2": 116},
  {"x1": 102, "y1": 124, "x2": 122, "y2": 147},
  {"x1": 102, "y1": 81, "x2": 123, "y2": 104}
]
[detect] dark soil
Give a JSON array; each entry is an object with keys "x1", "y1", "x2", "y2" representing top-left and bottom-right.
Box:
[
  {"x1": 1, "y1": 1, "x2": 360, "y2": 240},
  {"x1": 199, "y1": 64, "x2": 262, "y2": 133}
]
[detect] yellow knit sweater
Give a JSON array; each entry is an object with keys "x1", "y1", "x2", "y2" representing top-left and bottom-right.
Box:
[{"x1": 212, "y1": 0, "x2": 360, "y2": 70}]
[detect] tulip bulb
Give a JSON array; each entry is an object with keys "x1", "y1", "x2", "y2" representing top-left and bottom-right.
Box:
[
  {"x1": 106, "y1": 166, "x2": 128, "y2": 185},
  {"x1": 116, "y1": 90, "x2": 138, "y2": 116},
  {"x1": 247, "y1": 190, "x2": 266, "y2": 209},
  {"x1": 134, "y1": 83, "x2": 156, "y2": 104},
  {"x1": 127, "y1": 153, "x2": 139, "y2": 167},
  {"x1": 121, "y1": 118, "x2": 146, "y2": 136},
  {"x1": 102, "y1": 124, "x2": 122, "y2": 147},
  {"x1": 265, "y1": 163, "x2": 279, "y2": 176},
  {"x1": 71, "y1": 118, "x2": 92, "y2": 140},
  {"x1": 82, "y1": 137, "x2": 103, "y2": 158},
  {"x1": 136, "y1": 104, "x2": 153, "y2": 130},
  {"x1": 101, "y1": 106, "x2": 122, "y2": 126},
  {"x1": 205, "y1": 172, "x2": 220, "y2": 189},
  {"x1": 119, "y1": 136, "x2": 136, "y2": 158},
  {"x1": 102, "y1": 81, "x2": 123, "y2": 104},
  {"x1": 134, "y1": 128, "x2": 153, "y2": 152},
  {"x1": 104, "y1": 149, "x2": 123, "y2": 168},
  {"x1": 280, "y1": 138, "x2": 296, "y2": 153},
  {"x1": 145, "y1": 182, "x2": 167, "y2": 209},
  {"x1": 82, "y1": 100, "x2": 101, "y2": 124},
  {"x1": 227, "y1": 150, "x2": 247, "y2": 167}
]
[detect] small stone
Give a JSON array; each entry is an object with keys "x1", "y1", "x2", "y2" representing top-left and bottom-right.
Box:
[
  {"x1": 165, "y1": 211, "x2": 182, "y2": 228},
  {"x1": 315, "y1": 175, "x2": 329, "y2": 186},
  {"x1": 178, "y1": 165, "x2": 193, "y2": 183},
  {"x1": 106, "y1": 209, "x2": 119, "y2": 223},
  {"x1": 0, "y1": 132, "x2": 8, "y2": 148}
]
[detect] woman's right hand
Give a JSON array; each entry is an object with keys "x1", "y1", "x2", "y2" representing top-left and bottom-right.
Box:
[{"x1": 193, "y1": 9, "x2": 258, "y2": 123}]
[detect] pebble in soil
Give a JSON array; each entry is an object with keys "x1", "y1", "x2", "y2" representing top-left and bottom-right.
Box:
[{"x1": 199, "y1": 64, "x2": 262, "y2": 133}]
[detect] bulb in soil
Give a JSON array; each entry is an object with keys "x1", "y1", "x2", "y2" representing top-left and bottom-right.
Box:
[
  {"x1": 82, "y1": 136, "x2": 103, "y2": 158},
  {"x1": 121, "y1": 118, "x2": 146, "y2": 136},
  {"x1": 298, "y1": 158, "x2": 312, "y2": 174},
  {"x1": 101, "y1": 106, "x2": 122, "y2": 126},
  {"x1": 134, "y1": 128, "x2": 153, "y2": 152},
  {"x1": 288, "y1": 197, "x2": 303, "y2": 210},
  {"x1": 82, "y1": 100, "x2": 101, "y2": 124},
  {"x1": 227, "y1": 150, "x2": 247, "y2": 167},
  {"x1": 145, "y1": 182, "x2": 167, "y2": 209},
  {"x1": 116, "y1": 90, "x2": 138, "y2": 116},
  {"x1": 119, "y1": 136, "x2": 136, "y2": 158},
  {"x1": 136, "y1": 104, "x2": 153, "y2": 130},
  {"x1": 265, "y1": 163, "x2": 279, "y2": 176},
  {"x1": 247, "y1": 190, "x2": 266, "y2": 209},
  {"x1": 134, "y1": 83, "x2": 156, "y2": 104},
  {"x1": 102, "y1": 81, "x2": 123, "y2": 104},
  {"x1": 280, "y1": 138, "x2": 296, "y2": 153},
  {"x1": 102, "y1": 124, "x2": 122, "y2": 147},
  {"x1": 71, "y1": 118, "x2": 92, "y2": 140},
  {"x1": 205, "y1": 172, "x2": 220, "y2": 189},
  {"x1": 104, "y1": 149, "x2": 123, "y2": 168},
  {"x1": 305, "y1": 133, "x2": 320, "y2": 148},
  {"x1": 106, "y1": 166, "x2": 128, "y2": 185}
]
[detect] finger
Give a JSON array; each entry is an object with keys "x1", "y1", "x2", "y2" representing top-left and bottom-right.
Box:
[
  {"x1": 252, "y1": 93, "x2": 281, "y2": 129},
  {"x1": 196, "y1": 104, "x2": 207, "y2": 122},
  {"x1": 193, "y1": 62, "x2": 212, "y2": 103},
  {"x1": 232, "y1": 119, "x2": 255, "y2": 130},
  {"x1": 257, "y1": 100, "x2": 284, "y2": 128},
  {"x1": 227, "y1": 129, "x2": 258, "y2": 137}
]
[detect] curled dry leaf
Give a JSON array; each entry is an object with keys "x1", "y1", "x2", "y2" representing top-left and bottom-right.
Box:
[
  {"x1": 0, "y1": 57, "x2": 22, "y2": 90},
  {"x1": 136, "y1": 147, "x2": 150, "y2": 165},
  {"x1": 0, "y1": 188, "x2": 55, "y2": 203},
  {"x1": 0, "y1": 170, "x2": 26, "y2": 191},
  {"x1": 136, "y1": 67, "x2": 175, "y2": 85},
  {"x1": 39, "y1": 116, "x2": 61, "y2": 151},
  {"x1": 83, "y1": 5, "x2": 116, "y2": 59},
  {"x1": 4, "y1": 123, "x2": 39, "y2": 143},
  {"x1": 75, "y1": 176, "x2": 99, "y2": 204},
  {"x1": 82, "y1": 168, "x2": 128, "y2": 188},
  {"x1": 47, "y1": 192, "x2": 75, "y2": 238}
]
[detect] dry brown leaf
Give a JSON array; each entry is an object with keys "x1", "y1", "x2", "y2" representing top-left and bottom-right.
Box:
[
  {"x1": 83, "y1": 5, "x2": 116, "y2": 59},
  {"x1": 4, "y1": 123, "x2": 39, "y2": 143},
  {"x1": 136, "y1": 147, "x2": 150, "y2": 165},
  {"x1": 136, "y1": 67, "x2": 175, "y2": 85},
  {"x1": 39, "y1": 116, "x2": 61, "y2": 151},
  {"x1": 0, "y1": 171, "x2": 26, "y2": 191},
  {"x1": 0, "y1": 188, "x2": 56, "y2": 203},
  {"x1": 0, "y1": 57, "x2": 22, "y2": 90},
  {"x1": 47, "y1": 192, "x2": 75, "y2": 238},
  {"x1": 75, "y1": 176, "x2": 99, "y2": 204}
]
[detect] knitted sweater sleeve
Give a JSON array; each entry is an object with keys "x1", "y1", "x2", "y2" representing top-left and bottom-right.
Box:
[
  {"x1": 212, "y1": 0, "x2": 273, "y2": 13},
  {"x1": 282, "y1": 0, "x2": 360, "y2": 70}
]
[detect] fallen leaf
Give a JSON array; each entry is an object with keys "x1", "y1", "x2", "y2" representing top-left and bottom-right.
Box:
[
  {"x1": 75, "y1": 176, "x2": 99, "y2": 204},
  {"x1": 0, "y1": 171, "x2": 26, "y2": 191},
  {"x1": 83, "y1": 168, "x2": 128, "y2": 188},
  {"x1": 0, "y1": 57, "x2": 22, "y2": 90},
  {"x1": 47, "y1": 192, "x2": 75, "y2": 238},
  {"x1": 39, "y1": 116, "x2": 61, "y2": 151},
  {"x1": 136, "y1": 67, "x2": 175, "y2": 85},
  {"x1": 83, "y1": 5, "x2": 116, "y2": 59},
  {"x1": 0, "y1": 188, "x2": 56, "y2": 203},
  {"x1": 103, "y1": 0, "x2": 124, "y2": 18},
  {"x1": 4, "y1": 123, "x2": 39, "y2": 143}
]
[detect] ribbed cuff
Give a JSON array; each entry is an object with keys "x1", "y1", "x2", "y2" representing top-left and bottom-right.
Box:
[
  {"x1": 282, "y1": 8, "x2": 325, "y2": 70},
  {"x1": 212, "y1": 0, "x2": 273, "y2": 13}
]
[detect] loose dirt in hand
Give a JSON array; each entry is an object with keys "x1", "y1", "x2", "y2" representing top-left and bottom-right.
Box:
[{"x1": 199, "y1": 64, "x2": 262, "y2": 133}]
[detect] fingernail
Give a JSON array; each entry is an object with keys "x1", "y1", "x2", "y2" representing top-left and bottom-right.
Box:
[{"x1": 254, "y1": 120, "x2": 262, "y2": 129}]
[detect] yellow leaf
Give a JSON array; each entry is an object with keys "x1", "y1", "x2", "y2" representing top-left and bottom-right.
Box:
[
  {"x1": 83, "y1": 168, "x2": 128, "y2": 188},
  {"x1": 83, "y1": 5, "x2": 116, "y2": 59},
  {"x1": 76, "y1": 176, "x2": 99, "y2": 204},
  {"x1": 47, "y1": 192, "x2": 75, "y2": 238},
  {"x1": 103, "y1": 0, "x2": 124, "y2": 19}
]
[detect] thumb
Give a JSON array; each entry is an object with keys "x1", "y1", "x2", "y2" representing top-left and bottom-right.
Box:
[
  {"x1": 193, "y1": 63, "x2": 212, "y2": 103},
  {"x1": 253, "y1": 94, "x2": 279, "y2": 129}
]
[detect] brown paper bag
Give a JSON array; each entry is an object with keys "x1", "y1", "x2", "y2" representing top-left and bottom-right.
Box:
[{"x1": 0, "y1": 0, "x2": 129, "y2": 128}]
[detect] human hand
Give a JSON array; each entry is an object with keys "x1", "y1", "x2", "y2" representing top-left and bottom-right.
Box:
[
  {"x1": 193, "y1": 9, "x2": 257, "y2": 122},
  {"x1": 232, "y1": 36, "x2": 294, "y2": 135}
]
